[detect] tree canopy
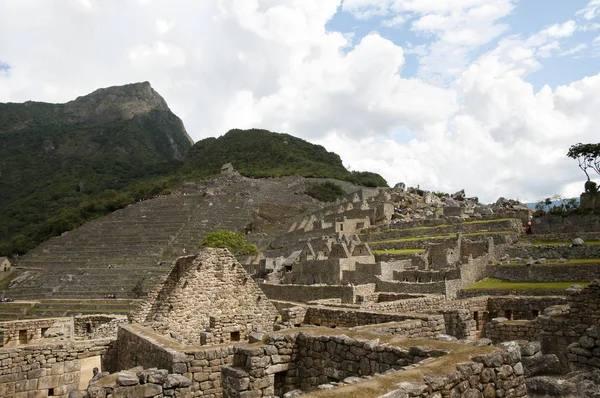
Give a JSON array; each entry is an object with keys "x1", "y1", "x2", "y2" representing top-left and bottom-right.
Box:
[
  {"x1": 198, "y1": 230, "x2": 258, "y2": 256},
  {"x1": 567, "y1": 143, "x2": 600, "y2": 181}
]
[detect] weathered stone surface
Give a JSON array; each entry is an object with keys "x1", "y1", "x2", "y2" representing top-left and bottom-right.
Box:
[
  {"x1": 117, "y1": 372, "x2": 140, "y2": 386},
  {"x1": 522, "y1": 354, "x2": 562, "y2": 377}
]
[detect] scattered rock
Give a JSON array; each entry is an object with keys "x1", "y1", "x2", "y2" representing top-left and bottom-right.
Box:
[
  {"x1": 116, "y1": 372, "x2": 139, "y2": 386},
  {"x1": 248, "y1": 332, "x2": 265, "y2": 343},
  {"x1": 522, "y1": 354, "x2": 562, "y2": 377},
  {"x1": 472, "y1": 338, "x2": 493, "y2": 346},
  {"x1": 572, "y1": 237, "x2": 584, "y2": 246}
]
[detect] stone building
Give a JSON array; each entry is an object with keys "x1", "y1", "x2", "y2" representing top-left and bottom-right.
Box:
[
  {"x1": 0, "y1": 256, "x2": 11, "y2": 273},
  {"x1": 131, "y1": 248, "x2": 279, "y2": 345}
]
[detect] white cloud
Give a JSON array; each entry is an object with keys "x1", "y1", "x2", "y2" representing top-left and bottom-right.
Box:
[
  {"x1": 342, "y1": 0, "x2": 517, "y2": 80},
  {"x1": 0, "y1": 0, "x2": 599, "y2": 204},
  {"x1": 576, "y1": 0, "x2": 600, "y2": 21},
  {"x1": 559, "y1": 43, "x2": 588, "y2": 57},
  {"x1": 539, "y1": 20, "x2": 577, "y2": 39}
]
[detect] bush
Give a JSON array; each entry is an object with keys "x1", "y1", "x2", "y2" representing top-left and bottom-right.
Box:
[
  {"x1": 198, "y1": 230, "x2": 258, "y2": 256},
  {"x1": 585, "y1": 180, "x2": 599, "y2": 194},
  {"x1": 305, "y1": 182, "x2": 345, "y2": 202}
]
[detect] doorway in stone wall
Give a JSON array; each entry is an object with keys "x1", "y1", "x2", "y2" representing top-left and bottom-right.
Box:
[
  {"x1": 18, "y1": 329, "x2": 27, "y2": 345},
  {"x1": 79, "y1": 355, "x2": 102, "y2": 391},
  {"x1": 274, "y1": 371, "x2": 287, "y2": 396}
]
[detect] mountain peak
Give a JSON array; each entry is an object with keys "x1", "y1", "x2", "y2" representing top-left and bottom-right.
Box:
[{"x1": 64, "y1": 81, "x2": 173, "y2": 123}]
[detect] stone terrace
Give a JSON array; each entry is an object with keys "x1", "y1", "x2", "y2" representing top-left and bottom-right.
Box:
[{"x1": 7, "y1": 175, "x2": 323, "y2": 315}]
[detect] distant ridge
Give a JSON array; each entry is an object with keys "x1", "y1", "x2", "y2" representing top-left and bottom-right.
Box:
[{"x1": 183, "y1": 128, "x2": 388, "y2": 187}]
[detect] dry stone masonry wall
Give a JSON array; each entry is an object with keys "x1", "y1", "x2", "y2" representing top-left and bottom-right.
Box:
[{"x1": 132, "y1": 249, "x2": 279, "y2": 345}]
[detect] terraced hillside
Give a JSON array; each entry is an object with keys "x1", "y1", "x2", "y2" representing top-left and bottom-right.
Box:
[
  {"x1": 5, "y1": 174, "x2": 335, "y2": 315},
  {"x1": 362, "y1": 218, "x2": 523, "y2": 261}
]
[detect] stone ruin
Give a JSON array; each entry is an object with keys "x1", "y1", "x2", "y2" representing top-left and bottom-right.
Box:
[
  {"x1": 2, "y1": 243, "x2": 600, "y2": 397},
  {"x1": 2, "y1": 176, "x2": 600, "y2": 397},
  {"x1": 131, "y1": 248, "x2": 279, "y2": 346}
]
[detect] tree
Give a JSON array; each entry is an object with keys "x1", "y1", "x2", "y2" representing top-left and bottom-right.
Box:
[
  {"x1": 567, "y1": 143, "x2": 600, "y2": 181},
  {"x1": 198, "y1": 230, "x2": 258, "y2": 256}
]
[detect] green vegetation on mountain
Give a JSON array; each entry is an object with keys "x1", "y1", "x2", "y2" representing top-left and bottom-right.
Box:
[
  {"x1": 305, "y1": 181, "x2": 346, "y2": 202},
  {"x1": 199, "y1": 230, "x2": 258, "y2": 256},
  {"x1": 0, "y1": 86, "x2": 387, "y2": 256},
  {"x1": 182, "y1": 128, "x2": 388, "y2": 187},
  {"x1": 0, "y1": 82, "x2": 193, "y2": 255}
]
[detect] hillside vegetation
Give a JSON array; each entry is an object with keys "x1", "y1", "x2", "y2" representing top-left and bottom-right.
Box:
[
  {"x1": 182, "y1": 129, "x2": 388, "y2": 187},
  {"x1": 0, "y1": 86, "x2": 387, "y2": 256},
  {"x1": 0, "y1": 82, "x2": 193, "y2": 255}
]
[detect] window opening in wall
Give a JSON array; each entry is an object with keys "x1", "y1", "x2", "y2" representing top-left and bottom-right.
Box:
[
  {"x1": 18, "y1": 329, "x2": 27, "y2": 345},
  {"x1": 48, "y1": 388, "x2": 55, "y2": 396},
  {"x1": 504, "y1": 310, "x2": 513, "y2": 320},
  {"x1": 41, "y1": 327, "x2": 49, "y2": 337},
  {"x1": 183, "y1": 281, "x2": 189, "y2": 289},
  {"x1": 340, "y1": 224, "x2": 343, "y2": 231},
  {"x1": 86, "y1": 323, "x2": 92, "y2": 334},
  {"x1": 0, "y1": 331, "x2": 4, "y2": 347},
  {"x1": 532, "y1": 310, "x2": 539, "y2": 318},
  {"x1": 473, "y1": 311, "x2": 480, "y2": 330},
  {"x1": 274, "y1": 371, "x2": 287, "y2": 397},
  {"x1": 230, "y1": 331, "x2": 240, "y2": 342}
]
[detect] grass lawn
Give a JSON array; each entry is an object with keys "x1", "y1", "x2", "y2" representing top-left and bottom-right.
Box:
[
  {"x1": 360, "y1": 218, "x2": 517, "y2": 237},
  {"x1": 370, "y1": 230, "x2": 515, "y2": 244},
  {"x1": 531, "y1": 240, "x2": 600, "y2": 246},
  {"x1": 502, "y1": 258, "x2": 600, "y2": 266},
  {"x1": 372, "y1": 249, "x2": 425, "y2": 255},
  {"x1": 464, "y1": 278, "x2": 590, "y2": 290}
]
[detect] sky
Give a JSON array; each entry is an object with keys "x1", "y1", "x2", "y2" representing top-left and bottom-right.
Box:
[{"x1": 1, "y1": 0, "x2": 599, "y2": 203}]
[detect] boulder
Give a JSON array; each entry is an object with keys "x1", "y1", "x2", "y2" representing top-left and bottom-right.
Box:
[
  {"x1": 522, "y1": 354, "x2": 562, "y2": 377},
  {"x1": 573, "y1": 237, "x2": 585, "y2": 246},
  {"x1": 526, "y1": 376, "x2": 578, "y2": 397},
  {"x1": 248, "y1": 332, "x2": 265, "y2": 343},
  {"x1": 452, "y1": 189, "x2": 466, "y2": 201},
  {"x1": 116, "y1": 372, "x2": 140, "y2": 386}
]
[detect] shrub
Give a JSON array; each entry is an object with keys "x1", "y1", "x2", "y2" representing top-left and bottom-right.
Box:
[
  {"x1": 305, "y1": 182, "x2": 345, "y2": 202},
  {"x1": 198, "y1": 230, "x2": 258, "y2": 256}
]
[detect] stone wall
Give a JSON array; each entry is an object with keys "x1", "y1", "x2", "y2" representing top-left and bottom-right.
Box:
[
  {"x1": 441, "y1": 309, "x2": 477, "y2": 340},
  {"x1": 73, "y1": 314, "x2": 128, "y2": 340},
  {"x1": 132, "y1": 249, "x2": 278, "y2": 345},
  {"x1": 0, "y1": 317, "x2": 73, "y2": 347},
  {"x1": 483, "y1": 318, "x2": 537, "y2": 344},
  {"x1": 566, "y1": 324, "x2": 600, "y2": 371},
  {"x1": 87, "y1": 368, "x2": 193, "y2": 398},
  {"x1": 116, "y1": 324, "x2": 234, "y2": 397},
  {"x1": 379, "y1": 341, "x2": 527, "y2": 398},
  {"x1": 221, "y1": 332, "x2": 528, "y2": 398},
  {"x1": 303, "y1": 307, "x2": 445, "y2": 336},
  {"x1": 259, "y1": 283, "x2": 371, "y2": 304},
  {"x1": 487, "y1": 296, "x2": 567, "y2": 320},
  {"x1": 492, "y1": 263, "x2": 600, "y2": 282},
  {"x1": 221, "y1": 331, "x2": 449, "y2": 397},
  {"x1": 532, "y1": 213, "x2": 600, "y2": 233},
  {"x1": 458, "y1": 288, "x2": 569, "y2": 298},
  {"x1": 201, "y1": 314, "x2": 262, "y2": 346},
  {"x1": 506, "y1": 244, "x2": 600, "y2": 260},
  {"x1": 0, "y1": 338, "x2": 113, "y2": 398}
]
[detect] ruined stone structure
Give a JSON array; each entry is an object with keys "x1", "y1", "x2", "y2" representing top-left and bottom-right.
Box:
[{"x1": 132, "y1": 249, "x2": 279, "y2": 345}]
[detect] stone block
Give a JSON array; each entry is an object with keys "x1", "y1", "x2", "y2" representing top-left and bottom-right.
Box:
[{"x1": 37, "y1": 375, "x2": 60, "y2": 389}]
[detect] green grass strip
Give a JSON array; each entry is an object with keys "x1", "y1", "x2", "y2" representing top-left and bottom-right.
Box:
[
  {"x1": 369, "y1": 230, "x2": 515, "y2": 244},
  {"x1": 360, "y1": 218, "x2": 517, "y2": 237},
  {"x1": 464, "y1": 278, "x2": 590, "y2": 290},
  {"x1": 531, "y1": 240, "x2": 600, "y2": 246},
  {"x1": 372, "y1": 249, "x2": 425, "y2": 255}
]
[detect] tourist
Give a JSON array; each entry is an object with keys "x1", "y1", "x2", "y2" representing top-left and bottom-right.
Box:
[
  {"x1": 526, "y1": 221, "x2": 533, "y2": 235},
  {"x1": 92, "y1": 367, "x2": 100, "y2": 381}
]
